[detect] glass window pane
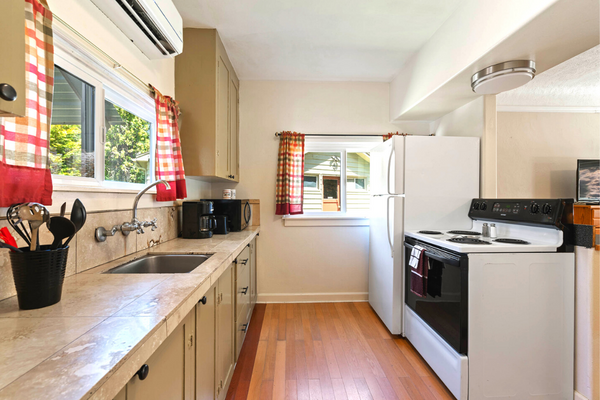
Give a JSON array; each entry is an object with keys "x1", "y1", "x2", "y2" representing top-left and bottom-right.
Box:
[
  {"x1": 50, "y1": 66, "x2": 95, "y2": 177},
  {"x1": 304, "y1": 175, "x2": 317, "y2": 188},
  {"x1": 104, "y1": 100, "x2": 151, "y2": 184},
  {"x1": 303, "y1": 152, "x2": 341, "y2": 212},
  {"x1": 347, "y1": 152, "x2": 370, "y2": 212}
]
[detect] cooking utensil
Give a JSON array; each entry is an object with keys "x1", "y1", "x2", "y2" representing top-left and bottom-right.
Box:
[
  {"x1": 63, "y1": 199, "x2": 86, "y2": 248},
  {"x1": 0, "y1": 241, "x2": 23, "y2": 253},
  {"x1": 18, "y1": 203, "x2": 49, "y2": 251},
  {"x1": 0, "y1": 227, "x2": 18, "y2": 248},
  {"x1": 60, "y1": 202, "x2": 67, "y2": 218},
  {"x1": 47, "y1": 217, "x2": 76, "y2": 250},
  {"x1": 6, "y1": 204, "x2": 31, "y2": 245}
]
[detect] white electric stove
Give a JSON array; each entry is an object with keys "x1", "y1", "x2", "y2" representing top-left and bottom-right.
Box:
[{"x1": 403, "y1": 198, "x2": 575, "y2": 400}]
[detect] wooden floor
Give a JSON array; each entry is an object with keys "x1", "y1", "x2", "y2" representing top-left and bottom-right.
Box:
[{"x1": 226, "y1": 303, "x2": 455, "y2": 400}]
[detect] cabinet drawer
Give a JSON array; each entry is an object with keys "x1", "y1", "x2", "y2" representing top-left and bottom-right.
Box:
[
  {"x1": 235, "y1": 302, "x2": 250, "y2": 359},
  {"x1": 236, "y1": 261, "x2": 250, "y2": 318},
  {"x1": 236, "y1": 246, "x2": 250, "y2": 265}
]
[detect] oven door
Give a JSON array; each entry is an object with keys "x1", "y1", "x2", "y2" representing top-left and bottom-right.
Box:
[{"x1": 404, "y1": 237, "x2": 468, "y2": 354}]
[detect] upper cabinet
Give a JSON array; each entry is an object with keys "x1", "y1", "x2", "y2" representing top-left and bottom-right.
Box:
[
  {"x1": 0, "y1": 0, "x2": 26, "y2": 118},
  {"x1": 176, "y1": 29, "x2": 240, "y2": 182}
]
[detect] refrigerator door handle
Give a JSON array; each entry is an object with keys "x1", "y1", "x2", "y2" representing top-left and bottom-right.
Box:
[
  {"x1": 387, "y1": 196, "x2": 394, "y2": 258},
  {"x1": 387, "y1": 144, "x2": 402, "y2": 196}
]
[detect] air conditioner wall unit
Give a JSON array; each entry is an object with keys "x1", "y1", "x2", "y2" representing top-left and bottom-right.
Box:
[{"x1": 90, "y1": 0, "x2": 183, "y2": 59}]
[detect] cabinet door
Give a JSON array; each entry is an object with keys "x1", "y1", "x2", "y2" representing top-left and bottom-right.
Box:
[
  {"x1": 0, "y1": 0, "x2": 26, "y2": 117},
  {"x1": 127, "y1": 308, "x2": 196, "y2": 400},
  {"x1": 250, "y1": 238, "x2": 257, "y2": 307},
  {"x1": 216, "y1": 56, "x2": 230, "y2": 179},
  {"x1": 229, "y1": 79, "x2": 239, "y2": 181},
  {"x1": 196, "y1": 284, "x2": 216, "y2": 400},
  {"x1": 216, "y1": 265, "x2": 234, "y2": 400}
]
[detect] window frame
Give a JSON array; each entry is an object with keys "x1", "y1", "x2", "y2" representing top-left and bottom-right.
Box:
[
  {"x1": 303, "y1": 174, "x2": 319, "y2": 189},
  {"x1": 284, "y1": 136, "x2": 381, "y2": 226},
  {"x1": 347, "y1": 177, "x2": 367, "y2": 192},
  {"x1": 51, "y1": 29, "x2": 157, "y2": 193}
]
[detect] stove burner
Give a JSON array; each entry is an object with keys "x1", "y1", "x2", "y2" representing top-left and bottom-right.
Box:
[
  {"x1": 418, "y1": 230, "x2": 442, "y2": 235},
  {"x1": 494, "y1": 238, "x2": 530, "y2": 245},
  {"x1": 447, "y1": 230, "x2": 481, "y2": 235},
  {"x1": 447, "y1": 237, "x2": 491, "y2": 245}
]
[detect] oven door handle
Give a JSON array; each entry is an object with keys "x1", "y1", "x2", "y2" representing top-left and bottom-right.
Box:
[{"x1": 404, "y1": 242, "x2": 461, "y2": 266}]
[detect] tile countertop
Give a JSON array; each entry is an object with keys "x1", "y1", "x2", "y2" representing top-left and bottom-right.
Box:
[{"x1": 0, "y1": 227, "x2": 260, "y2": 400}]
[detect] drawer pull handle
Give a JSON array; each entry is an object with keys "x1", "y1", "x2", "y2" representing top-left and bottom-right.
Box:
[
  {"x1": 241, "y1": 323, "x2": 248, "y2": 332},
  {"x1": 241, "y1": 286, "x2": 248, "y2": 295},
  {"x1": 199, "y1": 296, "x2": 207, "y2": 305},
  {"x1": 240, "y1": 259, "x2": 248, "y2": 265},
  {"x1": 136, "y1": 364, "x2": 149, "y2": 381}
]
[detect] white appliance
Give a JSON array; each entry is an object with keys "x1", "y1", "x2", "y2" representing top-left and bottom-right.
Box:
[
  {"x1": 90, "y1": 0, "x2": 183, "y2": 59},
  {"x1": 404, "y1": 198, "x2": 575, "y2": 400},
  {"x1": 368, "y1": 135, "x2": 480, "y2": 334}
]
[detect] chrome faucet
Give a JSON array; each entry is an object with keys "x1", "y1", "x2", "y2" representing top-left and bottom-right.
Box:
[{"x1": 95, "y1": 180, "x2": 171, "y2": 242}]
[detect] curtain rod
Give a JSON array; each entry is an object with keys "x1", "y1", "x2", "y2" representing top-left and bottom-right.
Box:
[
  {"x1": 53, "y1": 15, "x2": 153, "y2": 95},
  {"x1": 274, "y1": 132, "x2": 385, "y2": 137}
]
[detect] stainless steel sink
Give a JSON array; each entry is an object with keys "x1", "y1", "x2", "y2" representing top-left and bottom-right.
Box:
[{"x1": 104, "y1": 254, "x2": 212, "y2": 274}]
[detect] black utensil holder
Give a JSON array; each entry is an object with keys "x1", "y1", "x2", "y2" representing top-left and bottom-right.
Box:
[{"x1": 9, "y1": 246, "x2": 69, "y2": 310}]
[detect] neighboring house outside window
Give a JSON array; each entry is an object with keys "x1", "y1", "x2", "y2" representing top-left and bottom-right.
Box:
[{"x1": 302, "y1": 145, "x2": 373, "y2": 214}]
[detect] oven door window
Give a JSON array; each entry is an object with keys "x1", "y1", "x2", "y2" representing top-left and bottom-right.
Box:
[{"x1": 405, "y1": 245, "x2": 468, "y2": 354}]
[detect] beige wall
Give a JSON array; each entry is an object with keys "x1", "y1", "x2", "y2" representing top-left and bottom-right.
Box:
[
  {"x1": 497, "y1": 112, "x2": 600, "y2": 198},
  {"x1": 497, "y1": 111, "x2": 600, "y2": 400},
  {"x1": 431, "y1": 96, "x2": 497, "y2": 197},
  {"x1": 213, "y1": 80, "x2": 427, "y2": 302}
]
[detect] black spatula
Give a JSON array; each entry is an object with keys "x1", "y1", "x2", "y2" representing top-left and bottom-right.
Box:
[
  {"x1": 48, "y1": 217, "x2": 76, "y2": 250},
  {"x1": 63, "y1": 199, "x2": 86, "y2": 248}
]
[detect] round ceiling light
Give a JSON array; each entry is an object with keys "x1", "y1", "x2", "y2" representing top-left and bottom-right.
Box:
[{"x1": 471, "y1": 60, "x2": 536, "y2": 94}]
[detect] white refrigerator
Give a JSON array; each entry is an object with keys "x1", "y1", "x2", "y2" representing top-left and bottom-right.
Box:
[{"x1": 368, "y1": 135, "x2": 480, "y2": 334}]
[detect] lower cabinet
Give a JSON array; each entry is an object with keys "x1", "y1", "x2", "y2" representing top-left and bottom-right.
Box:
[
  {"x1": 114, "y1": 235, "x2": 259, "y2": 400},
  {"x1": 114, "y1": 307, "x2": 196, "y2": 400},
  {"x1": 216, "y1": 264, "x2": 234, "y2": 400},
  {"x1": 235, "y1": 238, "x2": 257, "y2": 360},
  {"x1": 196, "y1": 284, "x2": 216, "y2": 400},
  {"x1": 195, "y1": 264, "x2": 235, "y2": 400},
  {"x1": 249, "y1": 238, "x2": 258, "y2": 309}
]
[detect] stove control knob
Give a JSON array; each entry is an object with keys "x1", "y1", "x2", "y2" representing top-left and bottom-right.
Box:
[
  {"x1": 530, "y1": 203, "x2": 540, "y2": 214},
  {"x1": 480, "y1": 202, "x2": 487, "y2": 211},
  {"x1": 542, "y1": 203, "x2": 552, "y2": 214},
  {"x1": 473, "y1": 202, "x2": 480, "y2": 210}
]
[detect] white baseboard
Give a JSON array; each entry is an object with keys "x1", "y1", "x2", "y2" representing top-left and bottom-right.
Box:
[
  {"x1": 257, "y1": 292, "x2": 368, "y2": 303},
  {"x1": 574, "y1": 391, "x2": 590, "y2": 400}
]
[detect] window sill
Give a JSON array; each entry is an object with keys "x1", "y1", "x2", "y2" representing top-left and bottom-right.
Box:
[
  {"x1": 52, "y1": 179, "x2": 155, "y2": 195},
  {"x1": 283, "y1": 215, "x2": 369, "y2": 227}
]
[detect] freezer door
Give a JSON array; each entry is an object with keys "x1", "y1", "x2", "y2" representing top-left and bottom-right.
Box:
[
  {"x1": 404, "y1": 136, "x2": 479, "y2": 230},
  {"x1": 368, "y1": 195, "x2": 404, "y2": 334},
  {"x1": 370, "y1": 136, "x2": 404, "y2": 195}
]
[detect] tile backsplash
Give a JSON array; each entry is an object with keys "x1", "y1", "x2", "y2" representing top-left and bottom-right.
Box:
[{"x1": 0, "y1": 206, "x2": 180, "y2": 302}]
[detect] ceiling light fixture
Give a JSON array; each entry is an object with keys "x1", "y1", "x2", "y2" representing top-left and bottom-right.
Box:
[{"x1": 471, "y1": 60, "x2": 536, "y2": 94}]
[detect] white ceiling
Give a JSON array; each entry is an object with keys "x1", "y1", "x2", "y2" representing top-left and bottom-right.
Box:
[
  {"x1": 173, "y1": 0, "x2": 463, "y2": 81},
  {"x1": 497, "y1": 45, "x2": 600, "y2": 108}
]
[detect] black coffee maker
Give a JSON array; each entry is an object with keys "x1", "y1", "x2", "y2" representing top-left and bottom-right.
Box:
[{"x1": 182, "y1": 201, "x2": 217, "y2": 239}]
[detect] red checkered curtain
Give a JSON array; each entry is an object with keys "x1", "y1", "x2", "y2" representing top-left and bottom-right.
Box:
[
  {"x1": 0, "y1": 0, "x2": 54, "y2": 207},
  {"x1": 151, "y1": 86, "x2": 187, "y2": 201},
  {"x1": 275, "y1": 132, "x2": 305, "y2": 215}
]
